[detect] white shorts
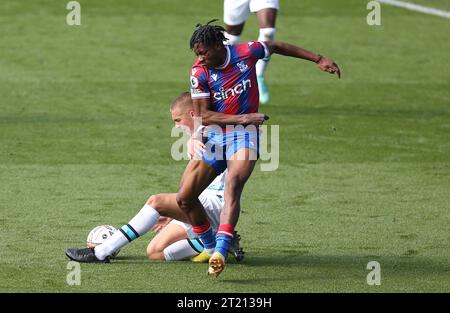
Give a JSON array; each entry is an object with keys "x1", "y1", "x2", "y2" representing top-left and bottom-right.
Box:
[
  {"x1": 169, "y1": 191, "x2": 224, "y2": 240},
  {"x1": 224, "y1": 0, "x2": 280, "y2": 26}
]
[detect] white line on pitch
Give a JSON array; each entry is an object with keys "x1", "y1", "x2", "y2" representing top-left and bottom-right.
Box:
[{"x1": 378, "y1": 0, "x2": 450, "y2": 19}]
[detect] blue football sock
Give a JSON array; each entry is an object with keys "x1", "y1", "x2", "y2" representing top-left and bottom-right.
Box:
[
  {"x1": 215, "y1": 234, "x2": 232, "y2": 258},
  {"x1": 198, "y1": 227, "x2": 216, "y2": 251}
]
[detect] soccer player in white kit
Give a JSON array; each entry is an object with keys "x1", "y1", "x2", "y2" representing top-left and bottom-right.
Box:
[{"x1": 223, "y1": 0, "x2": 280, "y2": 105}]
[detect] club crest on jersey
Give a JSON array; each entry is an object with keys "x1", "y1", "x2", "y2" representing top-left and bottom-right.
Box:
[
  {"x1": 236, "y1": 61, "x2": 248, "y2": 73},
  {"x1": 190, "y1": 76, "x2": 199, "y2": 88},
  {"x1": 213, "y1": 79, "x2": 251, "y2": 101},
  {"x1": 211, "y1": 73, "x2": 218, "y2": 82}
]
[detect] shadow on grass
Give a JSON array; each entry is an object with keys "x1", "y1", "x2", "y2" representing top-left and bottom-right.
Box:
[
  {"x1": 111, "y1": 255, "x2": 194, "y2": 265},
  {"x1": 112, "y1": 255, "x2": 147, "y2": 261}
]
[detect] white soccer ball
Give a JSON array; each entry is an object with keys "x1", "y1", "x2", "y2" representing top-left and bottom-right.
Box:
[{"x1": 86, "y1": 225, "x2": 120, "y2": 258}]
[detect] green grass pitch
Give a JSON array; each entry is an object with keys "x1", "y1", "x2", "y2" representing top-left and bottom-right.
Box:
[{"x1": 0, "y1": 0, "x2": 449, "y2": 292}]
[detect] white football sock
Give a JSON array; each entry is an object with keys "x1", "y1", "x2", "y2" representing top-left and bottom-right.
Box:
[
  {"x1": 127, "y1": 203, "x2": 160, "y2": 235},
  {"x1": 256, "y1": 59, "x2": 268, "y2": 77},
  {"x1": 223, "y1": 31, "x2": 240, "y2": 45},
  {"x1": 163, "y1": 239, "x2": 201, "y2": 261},
  {"x1": 256, "y1": 27, "x2": 276, "y2": 76},
  {"x1": 94, "y1": 204, "x2": 160, "y2": 260},
  {"x1": 94, "y1": 231, "x2": 128, "y2": 261}
]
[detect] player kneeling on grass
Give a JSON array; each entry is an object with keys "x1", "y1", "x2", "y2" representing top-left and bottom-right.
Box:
[{"x1": 65, "y1": 92, "x2": 244, "y2": 263}]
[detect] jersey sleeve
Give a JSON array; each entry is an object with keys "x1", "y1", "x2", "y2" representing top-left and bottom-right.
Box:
[
  {"x1": 190, "y1": 66, "x2": 210, "y2": 99},
  {"x1": 248, "y1": 41, "x2": 270, "y2": 60}
]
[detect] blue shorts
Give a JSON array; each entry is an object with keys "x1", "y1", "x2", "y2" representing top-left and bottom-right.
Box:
[{"x1": 201, "y1": 126, "x2": 260, "y2": 174}]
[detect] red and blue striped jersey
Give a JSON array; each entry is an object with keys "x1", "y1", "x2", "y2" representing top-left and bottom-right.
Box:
[{"x1": 190, "y1": 41, "x2": 269, "y2": 115}]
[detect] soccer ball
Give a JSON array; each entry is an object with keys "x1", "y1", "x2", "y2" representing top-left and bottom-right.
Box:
[{"x1": 86, "y1": 225, "x2": 120, "y2": 258}]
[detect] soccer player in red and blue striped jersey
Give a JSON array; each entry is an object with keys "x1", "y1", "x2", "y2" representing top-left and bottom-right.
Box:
[
  {"x1": 177, "y1": 20, "x2": 341, "y2": 277},
  {"x1": 190, "y1": 40, "x2": 267, "y2": 115}
]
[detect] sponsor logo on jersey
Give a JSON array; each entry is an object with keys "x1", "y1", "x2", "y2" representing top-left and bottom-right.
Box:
[
  {"x1": 213, "y1": 79, "x2": 251, "y2": 101},
  {"x1": 211, "y1": 73, "x2": 218, "y2": 82},
  {"x1": 191, "y1": 68, "x2": 198, "y2": 75}
]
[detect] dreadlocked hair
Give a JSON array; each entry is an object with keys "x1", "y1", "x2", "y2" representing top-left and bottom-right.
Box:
[{"x1": 189, "y1": 19, "x2": 227, "y2": 49}]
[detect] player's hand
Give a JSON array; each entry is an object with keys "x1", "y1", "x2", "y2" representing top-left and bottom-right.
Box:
[
  {"x1": 152, "y1": 216, "x2": 172, "y2": 233},
  {"x1": 244, "y1": 113, "x2": 269, "y2": 125},
  {"x1": 318, "y1": 57, "x2": 341, "y2": 78},
  {"x1": 187, "y1": 138, "x2": 205, "y2": 160}
]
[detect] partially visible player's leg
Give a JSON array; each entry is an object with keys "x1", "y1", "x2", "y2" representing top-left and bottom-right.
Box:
[
  {"x1": 253, "y1": 3, "x2": 278, "y2": 104},
  {"x1": 209, "y1": 148, "x2": 257, "y2": 276},
  {"x1": 255, "y1": 8, "x2": 277, "y2": 39},
  {"x1": 223, "y1": 0, "x2": 250, "y2": 45},
  {"x1": 177, "y1": 160, "x2": 217, "y2": 225},
  {"x1": 255, "y1": 8, "x2": 277, "y2": 74},
  {"x1": 224, "y1": 23, "x2": 244, "y2": 45},
  {"x1": 93, "y1": 193, "x2": 187, "y2": 261},
  {"x1": 176, "y1": 160, "x2": 218, "y2": 256},
  {"x1": 147, "y1": 223, "x2": 190, "y2": 260},
  {"x1": 147, "y1": 195, "x2": 245, "y2": 262},
  {"x1": 65, "y1": 193, "x2": 188, "y2": 263},
  {"x1": 222, "y1": 149, "x2": 257, "y2": 226},
  {"x1": 163, "y1": 238, "x2": 204, "y2": 261}
]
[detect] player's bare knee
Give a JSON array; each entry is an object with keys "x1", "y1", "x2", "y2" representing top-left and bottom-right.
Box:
[
  {"x1": 147, "y1": 195, "x2": 155, "y2": 206},
  {"x1": 147, "y1": 242, "x2": 164, "y2": 260},
  {"x1": 146, "y1": 244, "x2": 155, "y2": 259},
  {"x1": 147, "y1": 195, "x2": 162, "y2": 213}
]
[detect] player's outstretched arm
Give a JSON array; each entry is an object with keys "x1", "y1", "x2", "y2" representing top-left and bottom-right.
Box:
[
  {"x1": 265, "y1": 41, "x2": 341, "y2": 78},
  {"x1": 193, "y1": 98, "x2": 268, "y2": 127}
]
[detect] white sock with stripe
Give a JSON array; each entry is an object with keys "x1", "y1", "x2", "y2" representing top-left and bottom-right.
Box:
[
  {"x1": 163, "y1": 238, "x2": 204, "y2": 261},
  {"x1": 256, "y1": 27, "x2": 276, "y2": 76},
  {"x1": 94, "y1": 204, "x2": 160, "y2": 260},
  {"x1": 223, "y1": 31, "x2": 240, "y2": 45}
]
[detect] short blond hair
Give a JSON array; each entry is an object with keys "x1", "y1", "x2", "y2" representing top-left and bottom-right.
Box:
[{"x1": 170, "y1": 92, "x2": 192, "y2": 112}]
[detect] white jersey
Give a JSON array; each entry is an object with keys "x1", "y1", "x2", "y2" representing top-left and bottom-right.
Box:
[
  {"x1": 201, "y1": 170, "x2": 226, "y2": 198},
  {"x1": 170, "y1": 170, "x2": 227, "y2": 239}
]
